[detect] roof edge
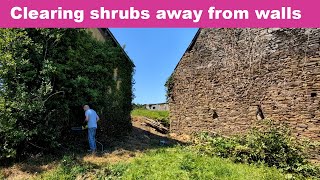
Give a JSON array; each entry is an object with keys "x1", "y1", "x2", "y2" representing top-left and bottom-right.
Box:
[
  {"x1": 171, "y1": 28, "x2": 201, "y2": 75},
  {"x1": 145, "y1": 102, "x2": 168, "y2": 105}
]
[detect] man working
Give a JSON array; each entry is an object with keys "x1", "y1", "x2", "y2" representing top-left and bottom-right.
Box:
[{"x1": 83, "y1": 105, "x2": 99, "y2": 153}]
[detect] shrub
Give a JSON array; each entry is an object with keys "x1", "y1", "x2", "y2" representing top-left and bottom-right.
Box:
[{"x1": 193, "y1": 120, "x2": 320, "y2": 178}]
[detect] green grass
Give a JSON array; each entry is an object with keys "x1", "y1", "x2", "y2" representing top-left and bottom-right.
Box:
[
  {"x1": 0, "y1": 171, "x2": 4, "y2": 180},
  {"x1": 131, "y1": 108, "x2": 169, "y2": 126},
  {"x1": 121, "y1": 147, "x2": 287, "y2": 180},
  {"x1": 36, "y1": 156, "x2": 91, "y2": 180},
  {"x1": 38, "y1": 147, "x2": 289, "y2": 180}
]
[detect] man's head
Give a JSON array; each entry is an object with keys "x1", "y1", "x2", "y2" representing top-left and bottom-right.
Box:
[{"x1": 83, "y1": 105, "x2": 90, "y2": 111}]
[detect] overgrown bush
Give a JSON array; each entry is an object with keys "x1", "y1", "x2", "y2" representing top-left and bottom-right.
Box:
[
  {"x1": 193, "y1": 120, "x2": 320, "y2": 178},
  {"x1": 0, "y1": 29, "x2": 134, "y2": 162}
]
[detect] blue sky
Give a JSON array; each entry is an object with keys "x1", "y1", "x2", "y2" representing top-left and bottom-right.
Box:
[{"x1": 109, "y1": 28, "x2": 198, "y2": 104}]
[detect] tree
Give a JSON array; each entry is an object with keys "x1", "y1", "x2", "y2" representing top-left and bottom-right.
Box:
[{"x1": 164, "y1": 73, "x2": 174, "y2": 103}]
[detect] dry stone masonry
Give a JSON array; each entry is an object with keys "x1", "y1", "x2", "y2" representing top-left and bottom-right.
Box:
[{"x1": 169, "y1": 28, "x2": 320, "y2": 142}]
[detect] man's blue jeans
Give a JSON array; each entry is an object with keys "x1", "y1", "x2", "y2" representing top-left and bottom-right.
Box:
[{"x1": 88, "y1": 127, "x2": 97, "y2": 151}]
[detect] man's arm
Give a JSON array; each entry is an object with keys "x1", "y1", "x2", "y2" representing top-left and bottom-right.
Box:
[
  {"x1": 85, "y1": 111, "x2": 89, "y2": 122},
  {"x1": 96, "y1": 114, "x2": 100, "y2": 122}
]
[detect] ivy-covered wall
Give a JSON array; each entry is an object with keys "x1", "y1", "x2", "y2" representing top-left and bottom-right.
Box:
[{"x1": 0, "y1": 28, "x2": 134, "y2": 161}]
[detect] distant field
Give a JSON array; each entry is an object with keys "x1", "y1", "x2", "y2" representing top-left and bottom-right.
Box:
[{"x1": 131, "y1": 108, "x2": 169, "y2": 126}]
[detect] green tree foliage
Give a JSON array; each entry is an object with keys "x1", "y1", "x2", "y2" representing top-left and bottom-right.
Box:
[
  {"x1": 164, "y1": 73, "x2": 174, "y2": 102},
  {"x1": 0, "y1": 29, "x2": 134, "y2": 162},
  {"x1": 132, "y1": 103, "x2": 145, "y2": 109}
]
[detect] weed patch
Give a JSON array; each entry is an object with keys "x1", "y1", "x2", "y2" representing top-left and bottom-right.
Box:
[{"x1": 192, "y1": 120, "x2": 320, "y2": 179}]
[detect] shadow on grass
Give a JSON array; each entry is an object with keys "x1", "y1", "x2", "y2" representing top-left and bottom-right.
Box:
[
  {"x1": 1, "y1": 125, "x2": 186, "y2": 177},
  {"x1": 101, "y1": 126, "x2": 187, "y2": 153}
]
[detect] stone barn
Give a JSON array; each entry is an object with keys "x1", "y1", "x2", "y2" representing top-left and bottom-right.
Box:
[
  {"x1": 168, "y1": 28, "x2": 320, "y2": 141},
  {"x1": 146, "y1": 103, "x2": 169, "y2": 111}
]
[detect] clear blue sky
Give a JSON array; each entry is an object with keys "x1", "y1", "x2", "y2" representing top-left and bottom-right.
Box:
[{"x1": 109, "y1": 28, "x2": 198, "y2": 104}]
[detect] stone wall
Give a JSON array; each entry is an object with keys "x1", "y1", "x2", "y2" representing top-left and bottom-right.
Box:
[{"x1": 170, "y1": 29, "x2": 320, "y2": 143}]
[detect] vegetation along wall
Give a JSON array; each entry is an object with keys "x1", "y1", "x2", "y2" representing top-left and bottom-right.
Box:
[
  {"x1": 0, "y1": 28, "x2": 134, "y2": 162},
  {"x1": 169, "y1": 28, "x2": 320, "y2": 141}
]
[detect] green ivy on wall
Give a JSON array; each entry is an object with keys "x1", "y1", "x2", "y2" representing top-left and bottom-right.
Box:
[{"x1": 0, "y1": 28, "x2": 134, "y2": 162}]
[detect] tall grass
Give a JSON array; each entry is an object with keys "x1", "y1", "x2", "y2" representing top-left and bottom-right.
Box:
[
  {"x1": 131, "y1": 108, "x2": 169, "y2": 126},
  {"x1": 122, "y1": 147, "x2": 286, "y2": 180}
]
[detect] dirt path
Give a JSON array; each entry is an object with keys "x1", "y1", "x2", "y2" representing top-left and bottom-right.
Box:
[{"x1": 83, "y1": 116, "x2": 190, "y2": 165}]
